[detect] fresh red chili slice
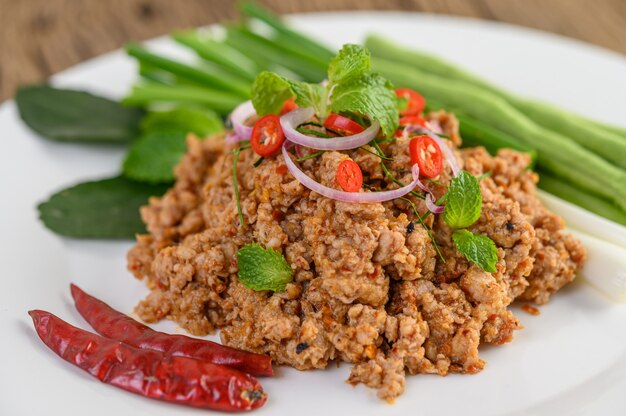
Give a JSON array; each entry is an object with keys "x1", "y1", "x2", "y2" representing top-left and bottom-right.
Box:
[
  {"x1": 409, "y1": 135, "x2": 443, "y2": 178},
  {"x1": 323, "y1": 113, "x2": 365, "y2": 136},
  {"x1": 28, "y1": 310, "x2": 267, "y2": 411},
  {"x1": 399, "y1": 115, "x2": 429, "y2": 128},
  {"x1": 280, "y1": 97, "x2": 298, "y2": 115},
  {"x1": 70, "y1": 284, "x2": 273, "y2": 377},
  {"x1": 395, "y1": 116, "x2": 430, "y2": 138},
  {"x1": 251, "y1": 114, "x2": 285, "y2": 157},
  {"x1": 336, "y1": 160, "x2": 363, "y2": 192},
  {"x1": 396, "y1": 88, "x2": 426, "y2": 116}
]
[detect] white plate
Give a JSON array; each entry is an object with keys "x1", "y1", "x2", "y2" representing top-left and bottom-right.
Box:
[{"x1": 2, "y1": 11, "x2": 626, "y2": 416}]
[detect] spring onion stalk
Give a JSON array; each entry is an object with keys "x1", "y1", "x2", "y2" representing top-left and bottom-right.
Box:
[
  {"x1": 537, "y1": 170, "x2": 626, "y2": 226},
  {"x1": 225, "y1": 26, "x2": 326, "y2": 82},
  {"x1": 589, "y1": 120, "x2": 626, "y2": 138},
  {"x1": 510, "y1": 98, "x2": 626, "y2": 169},
  {"x1": 172, "y1": 31, "x2": 260, "y2": 82},
  {"x1": 236, "y1": 26, "x2": 329, "y2": 73},
  {"x1": 123, "y1": 83, "x2": 242, "y2": 115},
  {"x1": 126, "y1": 43, "x2": 250, "y2": 98},
  {"x1": 428, "y1": 99, "x2": 539, "y2": 165},
  {"x1": 239, "y1": 1, "x2": 335, "y2": 61},
  {"x1": 371, "y1": 57, "x2": 626, "y2": 211},
  {"x1": 365, "y1": 35, "x2": 626, "y2": 167}
]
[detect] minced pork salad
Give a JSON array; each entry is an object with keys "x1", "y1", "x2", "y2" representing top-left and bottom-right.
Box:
[{"x1": 127, "y1": 45, "x2": 585, "y2": 401}]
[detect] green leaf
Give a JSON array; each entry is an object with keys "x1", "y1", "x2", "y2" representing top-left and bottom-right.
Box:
[
  {"x1": 38, "y1": 176, "x2": 169, "y2": 239},
  {"x1": 288, "y1": 80, "x2": 327, "y2": 117},
  {"x1": 250, "y1": 44, "x2": 398, "y2": 136},
  {"x1": 251, "y1": 71, "x2": 294, "y2": 115},
  {"x1": 443, "y1": 170, "x2": 482, "y2": 229},
  {"x1": 330, "y1": 72, "x2": 398, "y2": 137},
  {"x1": 237, "y1": 244, "x2": 294, "y2": 292},
  {"x1": 452, "y1": 230, "x2": 498, "y2": 273},
  {"x1": 140, "y1": 107, "x2": 223, "y2": 136},
  {"x1": 328, "y1": 44, "x2": 370, "y2": 84},
  {"x1": 123, "y1": 131, "x2": 188, "y2": 183},
  {"x1": 16, "y1": 85, "x2": 143, "y2": 142}
]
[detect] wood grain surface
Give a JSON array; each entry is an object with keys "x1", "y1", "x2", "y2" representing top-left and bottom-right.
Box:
[{"x1": 1, "y1": 0, "x2": 625, "y2": 101}]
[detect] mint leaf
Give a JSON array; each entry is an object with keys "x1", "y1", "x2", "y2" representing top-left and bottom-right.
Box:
[
  {"x1": 38, "y1": 176, "x2": 168, "y2": 239},
  {"x1": 16, "y1": 85, "x2": 143, "y2": 143},
  {"x1": 452, "y1": 230, "x2": 498, "y2": 273},
  {"x1": 123, "y1": 131, "x2": 188, "y2": 183},
  {"x1": 288, "y1": 80, "x2": 327, "y2": 116},
  {"x1": 237, "y1": 244, "x2": 293, "y2": 292},
  {"x1": 330, "y1": 72, "x2": 398, "y2": 137},
  {"x1": 141, "y1": 107, "x2": 223, "y2": 136},
  {"x1": 250, "y1": 44, "x2": 398, "y2": 137},
  {"x1": 328, "y1": 44, "x2": 370, "y2": 83},
  {"x1": 251, "y1": 71, "x2": 294, "y2": 115},
  {"x1": 443, "y1": 170, "x2": 482, "y2": 229}
]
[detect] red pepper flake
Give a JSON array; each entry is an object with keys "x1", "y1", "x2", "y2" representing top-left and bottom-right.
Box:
[
  {"x1": 275, "y1": 164, "x2": 288, "y2": 175},
  {"x1": 521, "y1": 304, "x2": 540, "y2": 316}
]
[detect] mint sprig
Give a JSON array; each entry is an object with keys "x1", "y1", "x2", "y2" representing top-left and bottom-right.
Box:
[
  {"x1": 251, "y1": 44, "x2": 398, "y2": 137},
  {"x1": 443, "y1": 171, "x2": 482, "y2": 229},
  {"x1": 237, "y1": 244, "x2": 294, "y2": 292},
  {"x1": 452, "y1": 230, "x2": 498, "y2": 273},
  {"x1": 443, "y1": 171, "x2": 498, "y2": 273}
]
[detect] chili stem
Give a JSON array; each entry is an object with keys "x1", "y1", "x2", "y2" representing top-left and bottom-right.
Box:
[
  {"x1": 360, "y1": 144, "x2": 394, "y2": 161},
  {"x1": 399, "y1": 196, "x2": 445, "y2": 263},
  {"x1": 231, "y1": 143, "x2": 251, "y2": 228},
  {"x1": 371, "y1": 140, "x2": 425, "y2": 200},
  {"x1": 296, "y1": 150, "x2": 326, "y2": 162},
  {"x1": 296, "y1": 127, "x2": 334, "y2": 138}
]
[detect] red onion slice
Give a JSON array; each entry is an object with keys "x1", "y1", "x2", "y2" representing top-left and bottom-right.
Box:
[
  {"x1": 281, "y1": 108, "x2": 380, "y2": 150},
  {"x1": 425, "y1": 193, "x2": 444, "y2": 214},
  {"x1": 229, "y1": 100, "x2": 255, "y2": 140},
  {"x1": 406, "y1": 125, "x2": 461, "y2": 177},
  {"x1": 282, "y1": 142, "x2": 421, "y2": 203},
  {"x1": 225, "y1": 132, "x2": 247, "y2": 145}
]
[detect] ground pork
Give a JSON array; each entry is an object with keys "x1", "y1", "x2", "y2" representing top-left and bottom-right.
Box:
[{"x1": 128, "y1": 115, "x2": 585, "y2": 402}]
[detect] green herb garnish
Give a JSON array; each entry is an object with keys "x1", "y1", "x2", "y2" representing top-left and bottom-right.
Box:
[
  {"x1": 451, "y1": 230, "x2": 498, "y2": 273},
  {"x1": 123, "y1": 131, "x2": 188, "y2": 183},
  {"x1": 237, "y1": 244, "x2": 294, "y2": 292},
  {"x1": 251, "y1": 44, "x2": 398, "y2": 137},
  {"x1": 38, "y1": 176, "x2": 168, "y2": 239},
  {"x1": 398, "y1": 196, "x2": 445, "y2": 263},
  {"x1": 442, "y1": 171, "x2": 498, "y2": 272},
  {"x1": 16, "y1": 85, "x2": 143, "y2": 143},
  {"x1": 442, "y1": 171, "x2": 482, "y2": 229},
  {"x1": 296, "y1": 150, "x2": 326, "y2": 162},
  {"x1": 231, "y1": 144, "x2": 250, "y2": 228},
  {"x1": 296, "y1": 127, "x2": 334, "y2": 138},
  {"x1": 140, "y1": 107, "x2": 223, "y2": 136}
]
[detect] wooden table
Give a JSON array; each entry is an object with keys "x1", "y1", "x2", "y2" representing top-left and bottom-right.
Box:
[{"x1": 1, "y1": 0, "x2": 625, "y2": 102}]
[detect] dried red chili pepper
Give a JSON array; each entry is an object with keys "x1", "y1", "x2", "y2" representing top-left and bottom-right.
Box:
[
  {"x1": 70, "y1": 284, "x2": 273, "y2": 377},
  {"x1": 28, "y1": 310, "x2": 267, "y2": 411}
]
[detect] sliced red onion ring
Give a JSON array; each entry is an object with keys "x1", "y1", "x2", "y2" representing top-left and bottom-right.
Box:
[
  {"x1": 425, "y1": 193, "x2": 444, "y2": 214},
  {"x1": 280, "y1": 108, "x2": 380, "y2": 151},
  {"x1": 225, "y1": 132, "x2": 247, "y2": 145},
  {"x1": 294, "y1": 144, "x2": 305, "y2": 159},
  {"x1": 229, "y1": 100, "x2": 255, "y2": 140},
  {"x1": 406, "y1": 125, "x2": 461, "y2": 177},
  {"x1": 426, "y1": 119, "x2": 443, "y2": 134},
  {"x1": 282, "y1": 143, "x2": 421, "y2": 203}
]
